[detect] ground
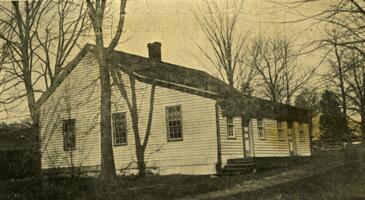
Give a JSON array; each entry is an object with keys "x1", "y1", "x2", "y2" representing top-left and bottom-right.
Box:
[{"x1": 1, "y1": 144, "x2": 364, "y2": 200}]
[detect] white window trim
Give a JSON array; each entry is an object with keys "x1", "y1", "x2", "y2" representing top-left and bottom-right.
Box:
[
  {"x1": 63, "y1": 118, "x2": 76, "y2": 151},
  {"x1": 257, "y1": 119, "x2": 265, "y2": 140},
  {"x1": 277, "y1": 121, "x2": 285, "y2": 141},
  {"x1": 299, "y1": 123, "x2": 305, "y2": 142},
  {"x1": 227, "y1": 117, "x2": 236, "y2": 139},
  {"x1": 112, "y1": 112, "x2": 128, "y2": 146},
  {"x1": 166, "y1": 105, "x2": 183, "y2": 142}
]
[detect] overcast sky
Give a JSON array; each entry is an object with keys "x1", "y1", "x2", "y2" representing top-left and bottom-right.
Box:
[
  {"x1": 1, "y1": 0, "x2": 328, "y2": 122},
  {"x1": 116, "y1": 0, "x2": 325, "y2": 70}
]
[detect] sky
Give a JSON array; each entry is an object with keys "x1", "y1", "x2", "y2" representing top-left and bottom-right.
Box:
[
  {"x1": 116, "y1": 0, "x2": 324, "y2": 70},
  {"x1": 0, "y1": 0, "x2": 328, "y2": 122}
]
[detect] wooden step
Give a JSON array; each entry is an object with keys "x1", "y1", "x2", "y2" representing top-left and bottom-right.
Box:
[
  {"x1": 227, "y1": 157, "x2": 254, "y2": 165},
  {"x1": 224, "y1": 163, "x2": 254, "y2": 169},
  {"x1": 222, "y1": 165, "x2": 255, "y2": 175},
  {"x1": 222, "y1": 158, "x2": 255, "y2": 175}
]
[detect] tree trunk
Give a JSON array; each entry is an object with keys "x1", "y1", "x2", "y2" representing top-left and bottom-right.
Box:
[
  {"x1": 85, "y1": 0, "x2": 128, "y2": 179},
  {"x1": 334, "y1": 44, "x2": 350, "y2": 144},
  {"x1": 23, "y1": 69, "x2": 39, "y2": 123},
  {"x1": 130, "y1": 111, "x2": 146, "y2": 177},
  {"x1": 130, "y1": 110, "x2": 146, "y2": 177},
  {"x1": 129, "y1": 76, "x2": 147, "y2": 177},
  {"x1": 94, "y1": 33, "x2": 116, "y2": 179},
  {"x1": 136, "y1": 145, "x2": 146, "y2": 177},
  {"x1": 99, "y1": 56, "x2": 116, "y2": 179},
  {"x1": 361, "y1": 110, "x2": 365, "y2": 139},
  {"x1": 99, "y1": 60, "x2": 116, "y2": 179},
  {"x1": 21, "y1": 34, "x2": 42, "y2": 172},
  {"x1": 361, "y1": 75, "x2": 365, "y2": 139},
  {"x1": 227, "y1": 72, "x2": 234, "y2": 88}
]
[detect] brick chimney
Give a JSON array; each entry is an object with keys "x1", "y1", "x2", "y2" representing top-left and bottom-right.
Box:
[{"x1": 147, "y1": 42, "x2": 161, "y2": 62}]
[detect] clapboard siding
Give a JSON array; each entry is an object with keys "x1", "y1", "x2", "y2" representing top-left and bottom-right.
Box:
[
  {"x1": 293, "y1": 122, "x2": 311, "y2": 156},
  {"x1": 251, "y1": 118, "x2": 290, "y2": 157},
  {"x1": 111, "y1": 71, "x2": 218, "y2": 175},
  {"x1": 219, "y1": 113, "x2": 244, "y2": 164},
  {"x1": 40, "y1": 54, "x2": 218, "y2": 175},
  {"x1": 40, "y1": 52, "x2": 101, "y2": 169},
  {"x1": 39, "y1": 51, "x2": 312, "y2": 175}
]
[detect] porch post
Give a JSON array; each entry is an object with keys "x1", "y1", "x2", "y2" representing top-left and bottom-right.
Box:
[
  {"x1": 307, "y1": 111, "x2": 314, "y2": 155},
  {"x1": 215, "y1": 103, "x2": 222, "y2": 175}
]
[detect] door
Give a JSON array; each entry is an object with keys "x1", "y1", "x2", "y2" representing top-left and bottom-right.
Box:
[
  {"x1": 243, "y1": 126, "x2": 251, "y2": 157},
  {"x1": 242, "y1": 117, "x2": 253, "y2": 157},
  {"x1": 288, "y1": 127, "x2": 297, "y2": 156}
]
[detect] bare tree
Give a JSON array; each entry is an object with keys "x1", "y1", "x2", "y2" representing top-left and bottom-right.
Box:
[
  {"x1": 0, "y1": 1, "x2": 87, "y2": 173},
  {"x1": 271, "y1": 1, "x2": 365, "y2": 139},
  {"x1": 0, "y1": 0, "x2": 88, "y2": 124},
  {"x1": 323, "y1": 0, "x2": 365, "y2": 56},
  {"x1": 111, "y1": 67, "x2": 155, "y2": 177},
  {"x1": 85, "y1": 0, "x2": 127, "y2": 179},
  {"x1": 295, "y1": 87, "x2": 320, "y2": 111},
  {"x1": 270, "y1": 0, "x2": 365, "y2": 58},
  {"x1": 0, "y1": 1, "x2": 49, "y2": 126},
  {"x1": 36, "y1": 0, "x2": 89, "y2": 89},
  {"x1": 249, "y1": 34, "x2": 315, "y2": 104},
  {"x1": 343, "y1": 46, "x2": 365, "y2": 136},
  {"x1": 322, "y1": 29, "x2": 353, "y2": 142},
  {"x1": 194, "y1": 0, "x2": 255, "y2": 91}
]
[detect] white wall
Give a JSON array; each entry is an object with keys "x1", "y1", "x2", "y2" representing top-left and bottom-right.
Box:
[
  {"x1": 111, "y1": 74, "x2": 218, "y2": 175},
  {"x1": 250, "y1": 118, "x2": 311, "y2": 157},
  {"x1": 218, "y1": 113, "x2": 244, "y2": 165},
  {"x1": 40, "y1": 52, "x2": 101, "y2": 169}
]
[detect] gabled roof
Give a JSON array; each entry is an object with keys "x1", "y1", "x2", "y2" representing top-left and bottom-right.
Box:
[
  {"x1": 36, "y1": 43, "x2": 228, "y2": 107},
  {"x1": 37, "y1": 44, "x2": 310, "y2": 122},
  {"x1": 36, "y1": 44, "x2": 93, "y2": 108},
  {"x1": 107, "y1": 46, "x2": 231, "y2": 98}
]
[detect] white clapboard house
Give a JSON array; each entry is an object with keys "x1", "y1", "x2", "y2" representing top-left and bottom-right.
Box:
[{"x1": 37, "y1": 42, "x2": 312, "y2": 175}]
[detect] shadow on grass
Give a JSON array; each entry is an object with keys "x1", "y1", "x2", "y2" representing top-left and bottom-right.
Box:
[
  {"x1": 0, "y1": 168, "x2": 297, "y2": 200},
  {"x1": 220, "y1": 149, "x2": 365, "y2": 200},
  {"x1": 0, "y1": 174, "x2": 255, "y2": 200},
  {"x1": 1, "y1": 145, "x2": 365, "y2": 200}
]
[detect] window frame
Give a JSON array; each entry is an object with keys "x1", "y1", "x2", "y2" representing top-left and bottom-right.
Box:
[
  {"x1": 257, "y1": 118, "x2": 265, "y2": 140},
  {"x1": 227, "y1": 117, "x2": 236, "y2": 139},
  {"x1": 277, "y1": 121, "x2": 285, "y2": 141},
  {"x1": 166, "y1": 105, "x2": 183, "y2": 142},
  {"x1": 63, "y1": 119, "x2": 76, "y2": 151},
  {"x1": 112, "y1": 112, "x2": 128, "y2": 146},
  {"x1": 299, "y1": 123, "x2": 305, "y2": 142}
]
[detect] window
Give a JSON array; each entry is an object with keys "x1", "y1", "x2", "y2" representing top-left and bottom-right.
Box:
[
  {"x1": 277, "y1": 121, "x2": 285, "y2": 141},
  {"x1": 227, "y1": 117, "x2": 235, "y2": 138},
  {"x1": 112, "y1": 112, "x2": 127, "y2": 145},
  {"x1": 299, "y1": 123, "x2": 305, "y2": 141},
  {"x1": 257, "y1": 119, "x2": 265, "y2": 139},
  {"x1": 166, "y1": 105, "x2": 182, "y2": 141},
  {"x1": 63, "y1": 119, "x2": 76, "y2": 150}
]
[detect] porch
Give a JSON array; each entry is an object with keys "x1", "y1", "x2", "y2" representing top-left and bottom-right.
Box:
[{"x1": 222, "y1": 156, "x2": 312, "y2": 175}]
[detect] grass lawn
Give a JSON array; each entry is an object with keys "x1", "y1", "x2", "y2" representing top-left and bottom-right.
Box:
[
  {"x1": 1, "y1": 144, "x2": 365, "y2": 200},
  {"x1": 221, "y1": 145, "x2": 365, "y2": 200},
  {"x1": 0, "y1": 169, "x2": 283, "y2": 200},
  {"x1": 221, "y1": 161, "x2": 365, "y2": 200}
]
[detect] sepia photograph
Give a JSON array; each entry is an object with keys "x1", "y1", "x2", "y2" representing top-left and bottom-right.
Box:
[{"x1": 0, "y1": 0, "x2": 364, "y2": 199}]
